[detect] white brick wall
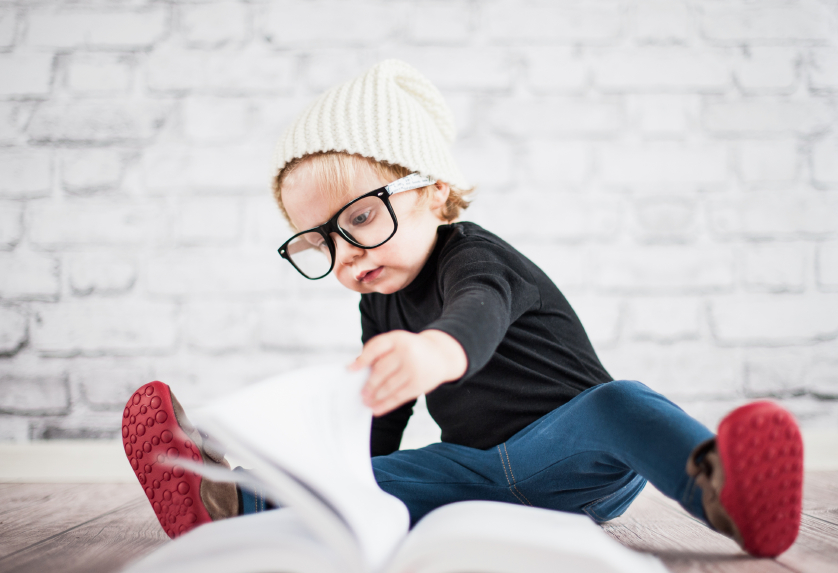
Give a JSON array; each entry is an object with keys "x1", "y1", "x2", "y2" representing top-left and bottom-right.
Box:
[{"x1": 1, "y1": 0, "x2": 837, "y2": 441}]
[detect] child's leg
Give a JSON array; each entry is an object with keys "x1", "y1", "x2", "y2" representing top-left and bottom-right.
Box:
[
  {"x1": 122, "y1": 382, "x2": 240, "y2": 538},
  {"x1": 374, "y1": 380, "x2": 802, "y2": 557}
]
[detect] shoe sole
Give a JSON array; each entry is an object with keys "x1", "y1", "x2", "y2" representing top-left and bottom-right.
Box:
[
  {"x1": 122, "y1": 381, "x2": 213, "y2": 538},
  {"x1": 717, "y1": 400, "x2": 803, "y2": 557}
]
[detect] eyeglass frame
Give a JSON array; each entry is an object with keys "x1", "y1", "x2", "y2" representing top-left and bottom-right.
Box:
[{"x1": 277, "y1": 173, "x2": 435, "y2": 280}]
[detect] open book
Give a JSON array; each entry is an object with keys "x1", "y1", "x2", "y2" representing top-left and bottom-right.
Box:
[{"x1": 124, "y1": 364, "x2": 668, "y2": 573}]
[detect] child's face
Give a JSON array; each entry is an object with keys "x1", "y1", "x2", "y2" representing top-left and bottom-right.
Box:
[{"x1": 281, "y1": 161, "x2": 448, "y2": 295}]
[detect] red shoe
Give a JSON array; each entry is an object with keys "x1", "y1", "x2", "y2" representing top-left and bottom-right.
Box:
[
  {"x1": 687, "y1": 401, "x2": 803, "y2": 557},
  {"x1": 122, "y1": 381, "x2": 239, "y2": 538}
]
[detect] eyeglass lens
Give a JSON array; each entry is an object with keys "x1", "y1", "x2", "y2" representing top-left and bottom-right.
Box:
[{"x1": 284, "y1": 195, "x2": 395, "y2": 278}]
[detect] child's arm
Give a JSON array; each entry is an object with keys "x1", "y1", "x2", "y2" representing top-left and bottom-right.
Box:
[{"x1": 350, "y1": 330, "x2": 467, "y2": 416}]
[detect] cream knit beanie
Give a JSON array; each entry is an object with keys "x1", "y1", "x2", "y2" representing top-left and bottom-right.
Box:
[{"x1": 271, "y1": 59, "x2": 469, "y2": 189}]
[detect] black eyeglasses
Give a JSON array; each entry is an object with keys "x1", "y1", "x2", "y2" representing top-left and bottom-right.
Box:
[{"x1": 278, "y1": 173, "x2": 434, "y2": 280}]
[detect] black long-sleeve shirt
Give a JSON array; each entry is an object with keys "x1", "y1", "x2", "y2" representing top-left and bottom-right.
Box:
[{"x1": 362, "y1": 222, "x2": 612, "y2": 455}]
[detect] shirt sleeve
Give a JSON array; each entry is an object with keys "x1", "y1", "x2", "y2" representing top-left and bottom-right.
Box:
[
  {"x1": 360, "y1": 295, "x2": 414, "y2": 456},
  {"x1": 423, "y1": 239, "x2": 541, "y2": 380}
]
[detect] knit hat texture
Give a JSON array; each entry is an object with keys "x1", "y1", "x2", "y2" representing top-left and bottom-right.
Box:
[{"x1": 272, "y1": 59, "x2": 469, "y2": 189}]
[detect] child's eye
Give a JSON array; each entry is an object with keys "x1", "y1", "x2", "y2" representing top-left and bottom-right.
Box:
[{"x1": 350, "y1": 209, "x2": 372, "y2": 226}]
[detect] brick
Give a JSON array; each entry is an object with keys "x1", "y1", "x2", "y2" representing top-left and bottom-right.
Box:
[
  {"x1": 592, "y1": 47, "x2": 729, "y2": 92},
  {"x1": 0, "y1": 8, "x2": 15, "y2": 48},
  {"x1": 810, "y1": 48, "x2": 838, "y2": 90},
  {"x1": 146, "y1": 44, "x2": 295, "y2": 94},
  {"x1": 632, "y1": 1, "x2": 689, "y2": 43},
  {"x1": 176, "y1": 197, "x2": 241, "y2": 245},
  {"x1": 812, "y1": 137, "x2": 838, "y2": 188},
  {"x1": 744, "y1": 347, "x2": 809, "y2": 396},
  {"x1": 627, "y1": 94, "x2": 698, "y2": 135},
  {"x1": 408, "y1": 0, "x2": 471, "y2": 43},
  {"x1": 26, "y1": 7, "x2": 168, "y2": 48},
  {"x1": 0, "y1": 149, "x2": 52, "y2": 198},
  {"x1": 0, "y1": 372, "x2": 69, "y2": 415},
  {"x1": 0, "y1": 417, "x2": 29, "y2": 441},
  {"x1": 451, "y1": 137, "x2": 514, "y2": 192},
  {"x1": 0, "y1": 306, "x2": 26, "y2": 354},
  {"x1": 511, "y1": 243, "x2": 596, "y2": 292},
  {"x1": 710, "y1": 294, "x2": 838, "y2": 345},
  {"x1": 67, "y1": 53, "x2": 133, "y2": 94},
  {"x1": 61, "y1": 149, "x2": 125, "y2": 193},
  {"x1": 490, "y1": 97, "x2": 623, "y2": 136},
  {"x1": 259, "y1": 294, "x2": 361, "y2": 350},
  {"x1": 524, "y1": 140, "x2": 591, "y2": 187},
  {"x1": 32, "y1": 300, "x2": 178, "y2": 354},
  {"x1": 0, "y1": 201, "x2": 23, "y2": 249},
  {"x1": 242, "y1": 194, "x2": 293, "y2": 249},
  {"x1": 0, "y1": 252, "x2": 59, "y2": 300},
  {"x1": 525, "y1": 47, "x2": 588, "y2": 93},
  {"x1": 483, "y1": 0, "x2": 622, "y2": 44},
  {"x1": 734, "y1": 47, "x2": 799, "y2": 94},
  {"x1": 596, "y1": 245, "x2": 736, "y2": 293},
  {"x1": 699, "y1": 0, "x2": 834, "y2": 43},
  {"x1": 183, "y1": 97, "x2": 249, "y2": 143},
  {"x1": 628, "y1": 296, "x2": 701, "y2": 342},
  {"x1": 599, "y1": 342, "x2": 741, "y2": 399},
  {"x1": 149, "y1": 352, "x2": 299, "y2": 405},
  {"x1": 817, "y1": 242, "x2": 838, "y2": 289},
  {"x1": 561, "y1": 294, "x2": 621, "y2": 346},
  {"x1": 629, "y1": 197, "x2": 698, "y2": 243},
  {"x1": 28, "y1": 100, "x2": 171, "y2": 143},
  {"x1": 0, "y1": 53, "x2": 53, "y2": 96},
  {"x1": 262, "y1": 1, "x2": 405, "y2": 47},
  {"x1": 388, "y1": 47, "x2": 513, "y2": 91},
  {"x1": 142, "y1": 145, "x2": 271, "y2": 193},
  {"x1": 68, "y1": 253, "x2": 136, "y2": 296},
  {"x1": 29, "y1": 201, "x2": 168, "y2": 247},
  {"x1": 180, "y1": 1, "x2": 248, "y2": 47},
  {"x1": 472, "y1": 192, "x2": 621, "y2": 242},
  {"x1": 806, "y1": 354, "x2": 838, "y2": 398},
  {"x1": 0, "y1": 102, "x2": 35, "y2": 144},
  {"x1": 70, "y1": 358, "x2": 151, "y2": 408},
  {"x1": 146, "y1": 250, "x2": 286, "y2": 296},
  {"x1": 185, "y1": 301, "x2": 254, "y2": 352},
  {"x1": 598, "y1": 141, "x2": 728, "y2": 188},
  {"x1": 301, "y1": 50, "x2": 375, "y2": 92},
  {"x1": 708, "y1": 194, "x2": 838, "y2": 239},
  {"x1": 741, "y1": 243, "x2": 806, "y2": 293},
  {"x1": 737, "y1": 140, "x2": 798, "y2": 186},
  {"x1": 703, "y1": 100, "x2": 832, "y2": 136}
]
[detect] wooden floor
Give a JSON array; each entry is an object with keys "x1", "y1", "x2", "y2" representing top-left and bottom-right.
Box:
[{"x1": 0, "y1": 472, "x2": 836, "y2": 573}]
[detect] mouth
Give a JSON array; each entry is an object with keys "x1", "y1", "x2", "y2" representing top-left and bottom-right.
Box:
[{"x1": 356, "y1": 267, "x2": 384, "y2": 283}]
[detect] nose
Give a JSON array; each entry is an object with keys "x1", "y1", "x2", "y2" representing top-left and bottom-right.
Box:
[{"x1": 332, "y1": 233, "x2": 364, "y2": 266}]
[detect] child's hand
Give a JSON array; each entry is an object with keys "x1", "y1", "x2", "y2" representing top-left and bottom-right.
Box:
[{"x1": 350, "y1": 330, "x2": 468, "y2": 416}]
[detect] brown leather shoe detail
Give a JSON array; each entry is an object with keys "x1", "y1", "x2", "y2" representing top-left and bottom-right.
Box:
[
  {"x1": 686, "y1": 437, "x2": 746, "y2": 549},
  {"x1": 170, "y1": 391, "x2": 239, "y2": 521}
]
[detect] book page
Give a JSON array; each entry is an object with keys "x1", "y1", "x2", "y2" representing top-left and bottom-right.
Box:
[
  {"x1": 123, "y1": 509, "x2": 344, "y2": 573},
  {"x1": 191, "y1": 364, "x2": 410, "y2": 572},
  {"x1": 386, "y1": 501, "x2": 669, "y2": 573}
]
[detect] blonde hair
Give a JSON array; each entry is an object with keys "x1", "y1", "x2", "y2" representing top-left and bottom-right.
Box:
[{"x1": 273, "y1": 152, "x2": 473, "y2": 230}]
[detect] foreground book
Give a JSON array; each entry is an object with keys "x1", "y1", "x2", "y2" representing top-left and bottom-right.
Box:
[{"x1": 124, "y1": 364, "x2": 668, "y2": 573}]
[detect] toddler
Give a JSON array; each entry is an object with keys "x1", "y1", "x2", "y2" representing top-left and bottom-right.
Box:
[{"x1": 123, "y1": 60, "x2": 803, "y2": 557}]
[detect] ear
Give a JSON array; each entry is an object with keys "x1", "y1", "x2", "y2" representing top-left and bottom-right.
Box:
[{"x1": 429, "y1": 180, "x2": 450, "y2": 211}]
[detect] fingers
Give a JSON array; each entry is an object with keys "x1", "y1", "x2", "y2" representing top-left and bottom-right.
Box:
[
  {"x1": 348, "y1": 333, "x2": 395, "y2": 371},
  {"x1": 362, "y1": 351, "x2": 402, "y2": 402}
]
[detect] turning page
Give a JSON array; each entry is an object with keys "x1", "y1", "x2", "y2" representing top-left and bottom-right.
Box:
[{"x1": 191, "y1": 364, "x2": 410, "y2": 571}]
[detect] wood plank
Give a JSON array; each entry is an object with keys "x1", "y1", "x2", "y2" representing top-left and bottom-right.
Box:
[
  {"x1": 0, "y1": 483, "x2": 143, "y2": 557},
  {"x1": 0, "y1": 496, "x2": 168, "y2": 573},
  {"x1": 604, "y1": 487, "x2": 794, "y2": 573}
]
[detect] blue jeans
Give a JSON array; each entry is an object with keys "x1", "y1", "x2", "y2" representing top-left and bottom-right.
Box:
[
  {"x1": 243, "y1": 380, "x2": 714, "y2": 527},
  {"x1": 372, "y1": 380, "x2": 714, "y2": 526}
]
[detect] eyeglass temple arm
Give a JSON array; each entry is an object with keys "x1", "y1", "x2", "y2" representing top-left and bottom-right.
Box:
[{"x1": 385, "y1": 173, "x2": 435, "y2": 196}]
